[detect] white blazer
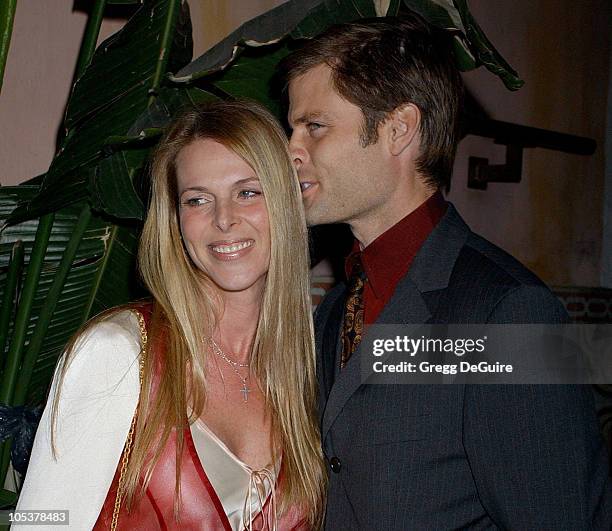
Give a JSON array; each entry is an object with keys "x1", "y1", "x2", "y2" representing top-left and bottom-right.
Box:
[{"x1": 16, "y1": 311, "x2": 141, "y2": 530}]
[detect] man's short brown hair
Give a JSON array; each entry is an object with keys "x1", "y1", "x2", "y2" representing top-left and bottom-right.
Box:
[{"x1": 280, "y1": 14, "x2": 463, "y2": 189}]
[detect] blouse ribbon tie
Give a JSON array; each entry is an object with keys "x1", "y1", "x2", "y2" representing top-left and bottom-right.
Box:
[{"x1": 242, "y1": 467, "x2": 277, "y2": 531}]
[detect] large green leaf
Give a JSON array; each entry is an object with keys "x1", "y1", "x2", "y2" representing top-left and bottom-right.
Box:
[
  {"x1": 171, "y1": 0, "x2": 521, "y2": 91},
  {"x1": 89, "y1": 150, "x2": 148, "y2": 221},
  {"x1": 90, "y1": 86, "x2": 218, "y2": 220},
  {"x1": 452, "y1": 0, "x2": 523, "y2": 90},
  {"x1": 0, "y1": 487, "x2": 17, "y2": 508},
  {"x1": 7, "y1": 0, "x2": 191, "y2": 226},
  {"x1": 290, "y1": 0, "x2": 377, "y2": 38},
  {"x1": 171, "y1": 0, "x2": 392, "y2": 122},
  {"x1": 0, "y1": 188, "x2": 141, "y2": 405},
  {"x1": 402, "y1": 0, "x2": 521, "y2": 88},
  {"x1": 170, "y1": 0, "x2": 324, "y2": 83},
  {"x1": 206, "y1": 44, "x2": 291, "y2": 117},
  {"x1": 0, "y1": 0, "x2": 18, "y2": 94},
  {"x1": 171, "y1": 0, "x2": 378, "y2": 84},
  {"x1": 404, "y1": 0, "x2": 464, "y2": 30},
  {"x1": 65, "y1": 0, "x2": 191, "y2": 130},
  {"x1": 8, "y1": 84, "x2": 150, "y2": 223}
]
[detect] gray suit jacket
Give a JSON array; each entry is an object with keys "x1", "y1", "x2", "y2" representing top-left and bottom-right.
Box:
[{"x1": 315, "y1": 204, "x2": 611, "y2": 530}]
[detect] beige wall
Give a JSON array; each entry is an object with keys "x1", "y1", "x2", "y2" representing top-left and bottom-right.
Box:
[
  {"x1": 190, "y1": 0, "x2": 287, "y2": 56},
  {"x1": 448, "y1": 0, "x2": 610, "y2": 287},
  {"x1": 0, "y1": 1, "x2": 124, "y2": 185},
  {"x1": 1, "y1": 1, "x2": 610, "y2": 287}
]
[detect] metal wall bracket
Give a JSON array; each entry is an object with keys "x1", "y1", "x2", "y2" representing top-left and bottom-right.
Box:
[
  {"x1": 463, "y1": 114, "x2": 596, "y2": 191},
  {"x1": 468, "y1": 144, "x2": 524, "y2": 190}
]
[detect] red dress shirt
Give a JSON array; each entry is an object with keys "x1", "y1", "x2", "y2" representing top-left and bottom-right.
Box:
[{"x1": 345, "y1": 191, "x2": 447, "y2": 324}]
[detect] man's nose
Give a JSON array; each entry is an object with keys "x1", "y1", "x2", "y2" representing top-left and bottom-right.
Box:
[
  {"x1": 214, "y1": 199, "x2": 239, "y2": 232},
  {"x1": 288, "y1": 133, "x2": 308, "y2": 172}
]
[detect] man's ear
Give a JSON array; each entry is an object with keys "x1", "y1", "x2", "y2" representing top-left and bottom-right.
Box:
[{"x1": 386, "y1": 103, "x2": 420, "y2": 156}]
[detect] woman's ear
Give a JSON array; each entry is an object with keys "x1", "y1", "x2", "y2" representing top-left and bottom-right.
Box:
[{"x1": 385, "y1": 103, "x2": 420, "y2": 156}]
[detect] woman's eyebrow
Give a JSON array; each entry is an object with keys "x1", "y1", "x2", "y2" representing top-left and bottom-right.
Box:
[
  {"x1": 179, "y1": 186, "x2": 209, "y2": 194},
  {"x1": 233, "y1": 176, "x2": 260, "y2": 185},
  {"x1": 179, "y1": 177, "x2": 260, "y2": 195}
]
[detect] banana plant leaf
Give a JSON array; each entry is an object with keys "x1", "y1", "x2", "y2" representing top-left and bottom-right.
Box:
[
  {"x1": 7, "y1": 0, "x2": 192, "y2": 226},
  {"x1": 91, "y1": 86, "x2": 218, "y2": 219},
  {"x1": 0, "y1": 0, "x2": 191, "y2": 418},
  {"x1": 0, "y1": 487, "x2": 17, "y2": 508},
  {"x1": 451, "y1": 0, "x2": 523, "y2": 89},
  {"x1": 171, "y1": 0, "x2": 522, "y2": 90},
  {"x1": 171, "y1": 0, "x2": 379, "y2": 83},
  {"x1": 0, "y1": 187, "x2": 142, "y2": 406}
]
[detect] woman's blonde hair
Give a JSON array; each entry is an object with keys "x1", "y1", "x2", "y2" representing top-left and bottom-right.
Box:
[{"x1": 54, "y1": 100, "x2": 325, "y2": 525}]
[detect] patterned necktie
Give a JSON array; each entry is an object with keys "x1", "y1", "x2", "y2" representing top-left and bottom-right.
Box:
[{"x1": 340, "y1": 254, "x2": 366, "y2": 369}]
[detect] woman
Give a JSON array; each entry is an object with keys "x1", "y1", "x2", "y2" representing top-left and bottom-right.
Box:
[{"x1": 17, "y1": 100, "x2": 326, "y2": 529}]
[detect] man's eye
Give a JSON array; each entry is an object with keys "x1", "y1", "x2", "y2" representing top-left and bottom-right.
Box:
[
  {"x1": 307, "y1": 122, "x2": 324, "y2": 133},
  {"x1": 238, "y1": 190, "x2": 261, "y2": 199}
]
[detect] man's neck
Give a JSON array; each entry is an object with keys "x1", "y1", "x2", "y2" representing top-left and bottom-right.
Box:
[{"x1": 351, "y1": 186, "x2": 436, "y2": 248}]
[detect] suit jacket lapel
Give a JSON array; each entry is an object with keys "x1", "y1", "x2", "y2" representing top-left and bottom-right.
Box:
[
  {"x1": 319, "y1": 290, "x2": 345, "y2": 422},
  {"x1": 321, "y1": 276, "x2": 431, "y2": 440},
  {"x1": 319, "y1": 203, "x2": 471, "y2": 442}
]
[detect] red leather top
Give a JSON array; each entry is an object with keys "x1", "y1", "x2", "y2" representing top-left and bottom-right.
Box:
[{"x1": 92, "y1": 303, "x2": 308, "y2": 530}]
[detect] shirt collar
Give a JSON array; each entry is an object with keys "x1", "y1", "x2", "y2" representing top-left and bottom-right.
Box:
[{"x1": 345, "y1": 191, "x2": 448, "y2": 299}]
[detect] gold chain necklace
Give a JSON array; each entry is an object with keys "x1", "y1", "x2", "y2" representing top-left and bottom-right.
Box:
[{"x1": 210, "y1": 338, "x2": 251, "y2": 402}]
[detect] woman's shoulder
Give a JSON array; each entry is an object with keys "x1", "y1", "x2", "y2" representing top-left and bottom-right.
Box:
[
  {"x1": 61, "y1": 305, "x2": 149, "y2": 393},
  {"x1": 17, "y1": 306, "x2": 151, "y2": 519},
  {"x1": 73, "y1": 307, "x2": 141, "y2": 354}
]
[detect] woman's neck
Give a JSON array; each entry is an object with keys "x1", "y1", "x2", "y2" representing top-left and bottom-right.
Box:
[{"x1": 214, "y1": 289, "x2": 262, "y2": 363}]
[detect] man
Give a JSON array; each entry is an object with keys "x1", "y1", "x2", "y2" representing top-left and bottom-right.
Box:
[{"x1": 281, "y1": 14, "x2": 611, "y2": 530}]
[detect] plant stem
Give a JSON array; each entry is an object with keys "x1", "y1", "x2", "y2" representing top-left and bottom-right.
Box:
[
  {"x1": 0, "y1": 240, "x2": 24, "y2": 376},
  {"x1": 0, "y1": 0, "x2": 17, "y2": 94},
  {"x1": 82, "y1": 225, "x2": 117, "y2": 321},
  {"x1": 0, "y1": 212, "x2": 54, "y2": 487},
  {"x1": 0, "y1": 214, "x2": 54, "y2": 406},
  {"x1": 148, "y1": 0, "x2": 181, "y2": 105},
  {"x1": 104, "y1": 127, "x2": 164, "y2": 148},
  {"x1": 74, "y1": 0, "x2": 108, "y2": 80},
  {"x1": 13, "y1": 205, "x2": 91, "y2": 407}
]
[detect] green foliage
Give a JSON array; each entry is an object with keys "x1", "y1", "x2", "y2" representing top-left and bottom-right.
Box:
[
  {"x1": 0, "y1": 1, "x2": 190, "y2": 487},
  {"x1": 0, "y1": 487, "x2": 17, "y2": 508}
]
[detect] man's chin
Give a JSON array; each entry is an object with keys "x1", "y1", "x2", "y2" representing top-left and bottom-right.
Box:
[
  {"x1": 305, "y1": 205, "x2": 324, "y2": 226},
  {"x1": 305, "y1": 210, "x2": 338, "y2": 227},
  {"x1": 304, "y1": 198, "x2": 346, "y2": 226}
]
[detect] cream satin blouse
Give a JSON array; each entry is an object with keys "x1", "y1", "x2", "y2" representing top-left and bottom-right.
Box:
[{"x1": 190, "y1": 419, "x2": 280, "y2": 530}]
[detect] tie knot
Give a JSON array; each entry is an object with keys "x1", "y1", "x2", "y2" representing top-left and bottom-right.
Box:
[{"x1": 347, "y1": 253, "x2": 366, "y2": 282}]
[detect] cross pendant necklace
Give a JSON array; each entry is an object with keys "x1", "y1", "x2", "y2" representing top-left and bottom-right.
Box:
[
  {"x1": 240, "y1": 382, "x2": 251, "y2": 402},
  {"x1": 210, "y1": 338, "x2": 251, "y2": 403}
]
